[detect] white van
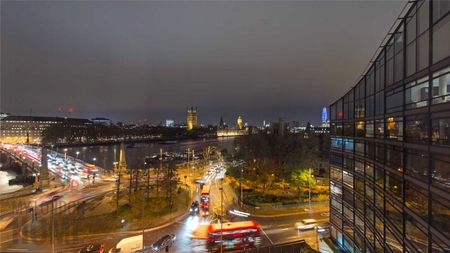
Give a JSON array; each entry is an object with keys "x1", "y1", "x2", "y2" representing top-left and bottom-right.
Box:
[{"x1": 109, "y1": 235, "x2": 143, "y2": 253}]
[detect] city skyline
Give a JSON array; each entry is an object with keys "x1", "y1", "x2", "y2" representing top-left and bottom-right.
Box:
[{"x1": 1, "y1": 1, "x2": 404, "y2": 125}]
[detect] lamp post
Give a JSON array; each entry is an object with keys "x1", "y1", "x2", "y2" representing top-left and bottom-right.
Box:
[
  {"x1": 75, "y1": 151, "x2": 80, "y2": 160},
  {"x1": 220, "y1": 177, "x2": 224, "y2": 253},
  {"x1": 63, "y1": 148, "x2": 68, "y2": 163},
  {"x1": 308, "y1": 168, "x2": 314, "y2": 212},
  {"x1": 240, "y1": 168, "x2": 244, "y2": 208},
  {"x1": 51, "y1": 196, "x2": 57, "y2": 253}
]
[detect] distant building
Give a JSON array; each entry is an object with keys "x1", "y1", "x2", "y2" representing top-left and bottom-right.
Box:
[
  {"x1": 0, "y1": 113, "x2": 10, "y2": 120},
  {"x1": 270, "y1": 119, "x2": 287, "y2": 136},
  {"x1": 186, "y1": 106, "x2": 198, "y2": 131},
  {"x1": 0, "y1": 115, "x2": 92, "y2": 144},
  {"x1": 237, "y1": 116, "x2": 244, "y2": 130},
  {"x1": 217, "y1": 115, "x2": 248, "y2": 137},
  {"x1": 217, "y1": 128, "x2": 248, "y2": 137},
  {"x1": 165, "y1": 119, "x2": 175, "y2": 127},
  {"x1": 321, "y1": 107, "x2": 330, "y2": 127},
  {"x1": 219, "y1": 116, "x2": 225, "y2": 129},
  {"x1": 91, "y1": 117, "x2": 112, "y2": 126}
]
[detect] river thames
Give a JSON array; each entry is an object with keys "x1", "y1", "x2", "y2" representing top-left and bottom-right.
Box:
[{"x1": 58, "y1": 137, "x2": 235, "y2": 170}]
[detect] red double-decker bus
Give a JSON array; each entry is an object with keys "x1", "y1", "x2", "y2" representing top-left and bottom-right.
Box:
[
  {"x1": 207, "y1": 221, "x2": 261, "y2": 252},
  {"x1": 200, "y1": 184, "x2": 210, "y2": 208}
]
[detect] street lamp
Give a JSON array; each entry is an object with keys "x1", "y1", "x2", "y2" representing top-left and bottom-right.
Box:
[
  {"x1": 308, "y1": 168, "x2": 314, "y2": 212},
  {"x1": 63, "y1": 148, "x2": 68, "y2": 163},
  {"x1": 240, "y1": 168, "x2": 244, "y2": 208},
  {"x1": 75, "y1": 151, "x2": 80, "y2": 160}
]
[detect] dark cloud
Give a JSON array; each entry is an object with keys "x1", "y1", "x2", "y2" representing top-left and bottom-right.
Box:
[{"x1": 1, "y1": 0, "x2": 405, "y2": 125}]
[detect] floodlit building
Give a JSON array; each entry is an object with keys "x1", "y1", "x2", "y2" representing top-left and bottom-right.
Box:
[
  {"x1": 329, "y1": 1, "x2": 450, "y2": 252},
  {"x1": 322, "y1": 107, "x2": 330, "y2": 127},
  {"x1": 217, "y1": 115, "x2": 248, "y2": 137},
  {"x1": 237, "y1": 116, "x2": 244, "y2": 130},
  {"x1": 165, "y1": 119, "x2": 175, "y2": 127},
  {"x1": 0, "y1": 115, "x2": 92, "y2": 144},
  {"x1": 186, "y1": 106, "x2": 198, "y2": 131}
]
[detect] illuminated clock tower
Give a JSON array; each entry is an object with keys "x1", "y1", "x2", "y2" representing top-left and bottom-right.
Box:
[{"x1": 186, "y1": 106, "x2": 198, "y2": 131}]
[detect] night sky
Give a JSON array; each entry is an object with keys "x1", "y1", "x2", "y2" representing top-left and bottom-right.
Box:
[{"x1": 1, "y1": 1, "x2": 404, "y2": 126}]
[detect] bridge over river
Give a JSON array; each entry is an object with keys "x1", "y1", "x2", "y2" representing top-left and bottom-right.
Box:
[{"x1": 0, "y1": 144, "x2": 103, "y2": 192}]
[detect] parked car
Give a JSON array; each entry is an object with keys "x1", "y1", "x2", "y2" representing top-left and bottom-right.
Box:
[
  {"x1": 295, "y1": 219, "x2": 317, "y2": 230},
  {"x1": 78, "y1": 243, "x2": 104, "y2": 253},
  {"x1": 151, "y1": 234, "x2": 176, "y2": 252}
]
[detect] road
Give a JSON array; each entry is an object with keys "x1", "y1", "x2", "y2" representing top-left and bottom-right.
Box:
[{"x1": 1, "y1": 157, "x2": 329, "y2": 252}]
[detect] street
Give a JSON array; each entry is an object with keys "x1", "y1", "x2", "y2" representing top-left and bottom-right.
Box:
[{"x1": 0, "y1": 155, "x2": 329, "y2": 253}]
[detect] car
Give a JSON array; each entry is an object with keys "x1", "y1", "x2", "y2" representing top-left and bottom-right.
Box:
[
  {"x1": 315, "y1": 222, "x2": 331, "y2": 238},
  {"x1": 189, "y1": 201, "x2": 199, "y2": 215},
  {"x1": 295, "y1": 219, "x2": 317, "y2": 230},
  {"x1": 200, "y1": 206, "x2": 209, "y2": 217},
  {"x1": 77, "y1": 243, "x2": 104, "y2": 253},
  {"x1": 151, "y1": 234, "x2": 176, "y2": 252}
]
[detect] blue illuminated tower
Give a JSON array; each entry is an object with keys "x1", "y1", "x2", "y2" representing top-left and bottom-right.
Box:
[{"x1": 321, "y1": 107, "x2": 328, "y2": 127}]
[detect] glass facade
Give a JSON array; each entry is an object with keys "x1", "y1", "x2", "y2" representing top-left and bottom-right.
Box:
[{"x1": 329, "y1": 1, "x2": 450, "y2": 252}]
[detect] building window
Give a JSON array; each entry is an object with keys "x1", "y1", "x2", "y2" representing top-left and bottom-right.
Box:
[
  {"x1": 405, "y1": 77, "x2": 429, "y2": 109},
  {"x1": 343, "y1": 171, "x2": 354, "y2": 189},
  {"x1": 331, "y1": 137, "x2": 343, "y2": 150},
  {"x1": 375, "y1": 91, "x2": 385, "y2": 116},
  {"x1": 374, "y1": 166, "x2": 384, "y2": 189},
  {"x1": 331, "y1": 104, "x2": 337, "y2": 121},
  {"x1": 355, "y1": 176, "x2": 364, "y2": 195},
  {"x1": 366, "y1": 141, "x2": 375, "y2": 161},
  {"x1": 331, "y1": 182, "x2": 343, "y2": 198},
  {"x1": 386, "y1": 87, "x2": 404, "y2": 113},
  {"x1": 375, "y1": 189, "x2": 384, "y2": 213},
  {"x1": 405, "y1": 180, "x2": 429, "y2": 221},
  {"x1": 386, "y1": 117, "x2": 403, "y2": 141},
  {"x1": 431, "y1": 113, "x2": 450, "y2": 146},
  {"x1": 375, "y1": 119, "x2": 385, "y2": 139},
  {"x1": 431, "y1": 192, "x2": 450, "y2": 239},
  {"x1": 344, "y1": 90, "x2": 354, "y2": 120},
  {"x1": 332, "y1": 198, "x2": 343, "y2": 214},
  {"x1": 355, "y1": 121, "x2": 365, "y2": 137},
  {"x1": 344, "y1": 139, "x2": 354, "y2": 153},
  {"x1": 366, "y1": 95, "x2": 375, "y2": 117},
  {"x1": 385, "y1": 226, "x2": 403, "y2": 253},
  {"x1": 386, "y1": 171, "x2": 402, "y2": 201},
  {"x1": 432, "y1": 12, "x2": 450, "y2": 64},
  {"x1": 366, "y1": 163, "x2": 374, "y2": 180},
  {"x1": 376, "y1": 52, "x2": 385, "y2": 92},
  {"x1": 355, "y1": 160, "x2": 364, "y2": 175},
  {"x1": 355, "y1": 79, "x2": 366, "y2": 118},
  {"x1": 386, "y1": 40, "x2": 395, "y2": 86},
  {"x1": 366, "y1": 120, "x2": 374, "y2": 138},
  {"x1": 431, "y1": 154, "x2": 450, "y2": 191},
  {"x1": 405, "y1": 214, "x2": 428, "y2": 253},
  {"x1": 405, "y1": 114, "x2": 429, "y2": 143},
  {"x1": 386, "y1": 145, "x2": 403, "y2": 171},
  {"x1": 431, "y1": 67, "x2": 450, "y2": 104},
  {"x1": 343, "y1": 205, "x2": 354, "y2": 223},
  {"x1": 375, "y1": 144, "x2": 385, "y2": 164},
  {"x1": 331, "y1": 166, "x2": 343, "y2": 181},
  {"x1": 386, "y1": 199, "x2": 403, "y2": 234},
  {"x1": 344, "y1": 122, "x2": 354, "y2": 137},
  {"x1": 405, "y1": 148, "x2": 429, "y2": 181},
  {"x1": 355, "y1": 141, "x2": 364, "y2": 156}
]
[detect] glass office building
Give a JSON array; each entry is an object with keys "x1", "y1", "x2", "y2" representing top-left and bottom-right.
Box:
[{"x1": 329, "y1": 1, "x2": 449, "y2": 252}]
